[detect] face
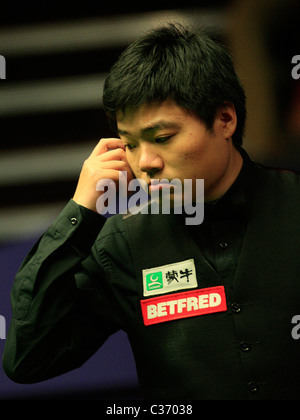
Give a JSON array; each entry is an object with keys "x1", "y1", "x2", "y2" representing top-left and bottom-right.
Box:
[{"x1": 117, "y1": 99, "x2": 242, "y2": 203}]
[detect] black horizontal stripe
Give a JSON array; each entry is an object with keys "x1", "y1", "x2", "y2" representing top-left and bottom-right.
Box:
[
  {"x1": 0, "y1": 2, "x2": 227, "y2": 26},
  {"x1": 4, "y1": 47, "x2": 125, "y2": 82},
  {"x1": 0, "y1": 108, "x2": 114, "y2": 151},
  {"x1": 1, "y1": 178, "x2": 78, "y2": 208}
]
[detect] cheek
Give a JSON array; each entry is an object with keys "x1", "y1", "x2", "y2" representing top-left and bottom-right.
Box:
[
  {"x1": 125, "y1": 152, "x2": 137, "y2": 171},
  {"x1": 179, "y1": 138, "x2": 208, "y2": 167},
  {"x1": 126, "y1": 154, "x2": 144, "y2": 180},
  {"x1": 179, "y1": 136, "x2": 227, "y2": 179},
  {"x1": 184, "y1": 132, "x2": 210, "y2": 155}
]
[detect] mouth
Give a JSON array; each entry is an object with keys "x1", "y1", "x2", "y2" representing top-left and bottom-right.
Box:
[
  {"x1": 149, "y1": 184, "x2": 174, "y2": 193},
  {"x1": 148, "y1": 179, "x2": 174, "y2": 193},
  {"x1": 148, "y1": 180, "x2": 184, "y2": 200}
]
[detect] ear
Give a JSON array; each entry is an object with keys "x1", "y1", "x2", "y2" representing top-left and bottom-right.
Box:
[{"x1": 216, "y1": 102, "x2": 237, "y2": 140}]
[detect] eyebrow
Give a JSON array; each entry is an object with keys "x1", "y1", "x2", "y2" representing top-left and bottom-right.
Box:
[{"x1": 118, "y1": 120, "x2": 180, "y2": 137}]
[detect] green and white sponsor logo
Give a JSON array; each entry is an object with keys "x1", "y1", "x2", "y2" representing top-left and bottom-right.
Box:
[
  {"x1": 142, "y1": 259, "x2": 198, "y2": 297},
  {"x1": 146, "y1": 272, "x2": 163, "y2": 291}
]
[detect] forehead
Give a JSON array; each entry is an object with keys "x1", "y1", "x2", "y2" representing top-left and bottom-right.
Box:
[{"x1": 116, "y1": 100, "x2": 193, "y2": 135}]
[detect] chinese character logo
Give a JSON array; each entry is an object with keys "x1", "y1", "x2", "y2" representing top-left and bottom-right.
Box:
[
  {"x1": 166, "y1": 270, "x2": 179, "y2": 284},
  {"x1": 143, "y1": 259, "x2": 198, "y2": 297},
  {"x1": 179, "y1": 268, "x2": 193, "y2": 282}
]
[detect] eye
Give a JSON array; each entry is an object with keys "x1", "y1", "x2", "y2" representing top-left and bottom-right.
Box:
[
  {"x1": 124, "y1": 144, "x2": 136, "y2": 151},
  {"x1": 155, "y1": 136, "x2": 172, "y2": 144}
]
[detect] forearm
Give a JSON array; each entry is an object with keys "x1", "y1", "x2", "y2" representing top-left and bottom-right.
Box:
[{"x1": 2, "y1": 200, "x2": 112, "y2": 383}]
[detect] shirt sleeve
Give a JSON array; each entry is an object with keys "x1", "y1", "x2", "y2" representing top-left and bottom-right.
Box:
[{"x1": 2, "y1": 199, "x2": 121, "y2": 384}]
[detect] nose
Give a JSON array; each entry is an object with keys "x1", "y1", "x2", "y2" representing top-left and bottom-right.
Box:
[{"x1": 138, "y1": 143, "x2": 164, "y2": 177}]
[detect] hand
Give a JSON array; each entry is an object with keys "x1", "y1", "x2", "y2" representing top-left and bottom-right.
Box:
[{"x1": 73, "y1": 138, "x2": 134, "y2": 212}]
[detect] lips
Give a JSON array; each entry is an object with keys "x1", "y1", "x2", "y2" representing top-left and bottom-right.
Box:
[
  {"x1": 148, "y1": 179, "x2": 173, "y2": 193},
  {"x1": 149, "y1": 183, "x2": 173, "y2": 192}
]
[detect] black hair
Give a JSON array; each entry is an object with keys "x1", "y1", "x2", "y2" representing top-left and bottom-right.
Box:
[{"x1": 103, "y1": 23, "x2": 246, "y2": 147}]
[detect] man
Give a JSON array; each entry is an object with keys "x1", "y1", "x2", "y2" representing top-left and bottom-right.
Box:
[{"x1": 3, "y1": 24, "x2": 300, "y2": 400}]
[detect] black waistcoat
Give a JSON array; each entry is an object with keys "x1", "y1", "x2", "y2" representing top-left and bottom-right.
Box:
[{"x1": 122, "y1": 159, "x2": 300, "y2": 400}]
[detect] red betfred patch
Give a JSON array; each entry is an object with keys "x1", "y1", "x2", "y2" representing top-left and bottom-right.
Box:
[{"x1": 140, "y1": 286, "x2": 227, "y2": 326}]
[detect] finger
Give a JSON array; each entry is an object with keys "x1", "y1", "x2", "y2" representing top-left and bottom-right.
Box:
[
  {"x1": 95, "y1": 168, "x2": 124, "y2": 185},
  {"x1": 98, "y1": 160, "x2": 128, "y2": 171},
  {"x1": 90, "y1": 138, "x2": 124, "y2": 157},
  {"x1": 98, "y1": 148, "x2": 127, "y2": 162},
  {"x1": 99, "y1": 150, "x2": 134, "y2": 180}
]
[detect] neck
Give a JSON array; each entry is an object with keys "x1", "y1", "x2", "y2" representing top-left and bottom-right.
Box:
[{"x1": 205, "y1": 146, "x2": 243, "y2": 202}]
